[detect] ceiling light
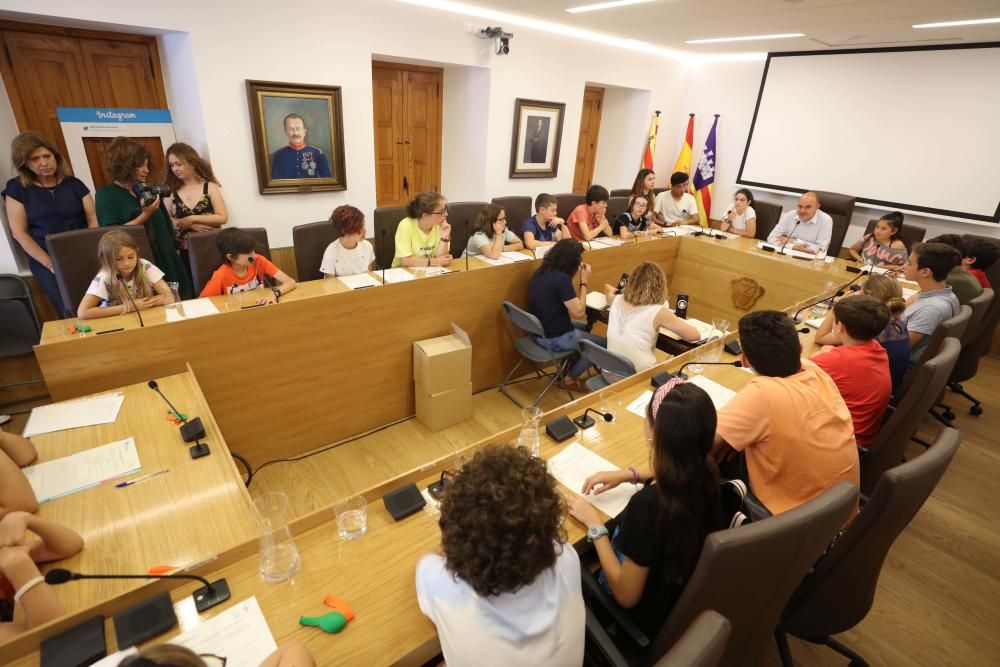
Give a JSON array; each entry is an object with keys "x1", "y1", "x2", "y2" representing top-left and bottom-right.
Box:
[
  {"x1": 913, "y1": 17, "x2": 1000, "y2": 29},
  {"x1": 686, "y1": 33, "x2": 805, "y2": 44},
  {"x1": 566, "y1": 0, "x2": 656, "y2": 14}
]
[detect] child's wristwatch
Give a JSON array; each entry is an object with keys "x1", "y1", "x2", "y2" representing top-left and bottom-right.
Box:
[
  {"x1": 587, "y1": 525, "x2": 609, "y2": 542},
  {"x1": 272, "y1": 287, "x2": 281, "y2": 300}
]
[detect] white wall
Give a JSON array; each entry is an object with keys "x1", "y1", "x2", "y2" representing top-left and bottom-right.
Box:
[
  {"x1": 0, "y1": 0, "x2": 684, "y2": 274},
  {"x1": 592, "y1": 84, "x2": 653, "y2": 189}
]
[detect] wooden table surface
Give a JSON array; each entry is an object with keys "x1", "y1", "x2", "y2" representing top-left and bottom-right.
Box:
[
  {"x1": 25, "y1": 369, "x2": 256, "y2": 613},
  {"x1": 2, "y1": 323, "x2": 824, "y2": 665}
]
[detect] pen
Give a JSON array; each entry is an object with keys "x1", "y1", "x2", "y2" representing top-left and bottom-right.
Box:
[
  {"x1": 97, "y1": 328, "x2": 125, "y2": 335},
  {"x1": 116, "y1": 469, "x2": 169, "y2": 488}
]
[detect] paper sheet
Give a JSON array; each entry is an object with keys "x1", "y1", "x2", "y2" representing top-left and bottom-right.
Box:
[
  {"x1": 661, "y1": 317, "x2": 718, "y2": 343},
  {"x1": 22, "y1": 437, "x2": 141, "y2": 503},
  {"x1": 338, "y1": 273, "x2": 382, "y2": 290},
  {"x1": 22, "y1": 392, "x2": 124, "y2": 437},
  {"x1": 804, "y1": 316, "x2": 825, "y2": 329},
  {"x1": 591, "y1": 237, "x2": 626, "y2": 247},
  {"x1": 164, "y1": 298, "x2": 220, "y2": 322},
  {"x1": 474, "y1": 255, "x2": 513, "y2": 266},
  {"x1": 423, "y1": 266, "x2": 453, "y2": 276},
  {"x1": 756, "y1": 241, "x2": 817, "y2": 261},
  {"x1": 625, "y1": 390, "x2": 654, "y2": 418},
  {"x1": 548, "y1": 443, "x2": 639, "y2": 518},
  {"x1": 171, "y1": 597, "x2": 278, "y2": 666},
  {"x1": 380, "y1": 268, "x2": 416, "y2": 283},
  {"x1": 586, "y1": 291, "x2": 609, "y2": 310},
  {"x1": 532, "y1": 244, "x2": 554, "y2": 259},
  {"x1": 501, "y1": 251, "x2": 533, "y2": 262},
  {"x1": 687, "y1": 374, "x2": 738, "y2": 410}
]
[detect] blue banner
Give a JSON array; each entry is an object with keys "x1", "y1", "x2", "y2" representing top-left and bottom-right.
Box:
[
  {"x1": 692, "y1": 116, "x2": 718, "y2": 191},
  {"x1": 57, "y1": 107, "x2": 173, "y2": 123}
]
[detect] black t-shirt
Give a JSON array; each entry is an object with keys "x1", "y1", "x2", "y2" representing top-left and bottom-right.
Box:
[
  {"x1": 613, "y1": 482, "x2": 739, "y2": 637},
  {"x1": 528, "y1": 269, "x2": 576, "y2": 338},
  {"x1": 612, "y1": 212, "x2": 650, "y2": 235}
]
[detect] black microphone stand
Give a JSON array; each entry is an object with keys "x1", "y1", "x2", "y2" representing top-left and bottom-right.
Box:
[
  {"x1": 778, "y1": 220, "x2": 801, "y2": 254},
  {"x1": 148, "y1": 380, "x2": 208, "y2": 456},
  {"x1": 116, "y1": 273, "x2": 144, "y2": 327},
  {"x1": 45, "y1": 568, "x2": 229, "y2": 613},
  {"x1": 249, "y1": 256, "x2": 279, "y2": 303},
  {"x1": 573, "y1": 407, "x2": 614, "y2": 429}
]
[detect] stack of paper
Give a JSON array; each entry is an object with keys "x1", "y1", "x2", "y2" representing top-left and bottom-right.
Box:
[
  {"x1": 23, "y1": 392, "x2": 125, "y2": 437},
  {"x1": 424, "y1": 266, "x2": 453, "y2": 276},
  {"x1": 165, "y1": 298, "x2": 220, "y2": 322},
  {"x1": 171, "y1": 597, "x2": 278, "y2": 664},
  {"x1": 338, "y1": 273, "x2": 382, "y2": 290},
  {"x1": 533, "y1": 245, "x2": 554, "y2": 259},
  {"x1": 687, "y1": 375, "x2": 738, "y2": 409},
  {"x1": 548, "y1": 443, "x2": 639, "y2": 517},
  {"x1": 586, "y1": 291, "x2": 609, "y2": 310},
  {"x1": 756, "y1": 241, "x2": 816, "y2": 261},
  {"x1": 592, "y1": 237, "x2": 626, "y2": 248},
  {"x1": 804, "y1": 317, "x2": 826, "y2": 329},
  {"x1": 660, "y1": 318, "x2": 718, "y2": 343},
  {"x1": 380, "y1": 268, "x2": 416, "y2": 283},
  {"x1": 22, "y1": 437, "x2": 141, "y2": 503},
  {"x1": 501, "y1": 251, "x2": 533, "y2": 262}
]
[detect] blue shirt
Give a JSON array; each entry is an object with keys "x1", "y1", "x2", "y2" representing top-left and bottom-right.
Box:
[
  {"x1": 270, "y1": 145, "x2": 331, "y2": 179},
  {"x1": 528, "y1": 269, "x2": 576, "y2": 338},
  {"x1": 522, "y1": 216, "x2": 556, "y2": 242},
  {"x1": 2, "y1": 176, "x2": 90, "y2": 246}
]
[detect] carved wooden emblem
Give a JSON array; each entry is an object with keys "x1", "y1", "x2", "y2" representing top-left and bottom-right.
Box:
[{"x1": 731, "y1": 277, "x2": 765, "y2": 311}]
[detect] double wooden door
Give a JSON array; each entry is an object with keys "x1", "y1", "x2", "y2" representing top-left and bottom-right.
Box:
[
  {"x1": 372, "y1": 62, "x2": 442, "y2": 207},
  {"x1": 0, "y1": 21, "x2": 169, "y2": 184}
]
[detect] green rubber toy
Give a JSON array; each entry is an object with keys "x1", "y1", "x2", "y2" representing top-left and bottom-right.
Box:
[{"x1": 300, "y1": 611, "x2": 347, "y2": 634}]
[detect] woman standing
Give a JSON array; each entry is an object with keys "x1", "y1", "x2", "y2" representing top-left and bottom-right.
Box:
[
  {"x1": 95, "y1": 137, "x2": 192, "y2": 297},
  {"x1": 164, "y1": 143, "x2": 228, "y2": 252},
  {"x1": 628, "y1": 168, "x2": 657, "y2": 213},
  {"x1": 3, "y1": 132, "x2": 97, "y2": 315}
]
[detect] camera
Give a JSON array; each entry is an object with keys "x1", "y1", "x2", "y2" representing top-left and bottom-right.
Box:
[
  {"x1": 479, "y1": 26, "x2": 513, "y2": 56},
  {"x1": 137, "y1": 183, "x2": 170, "y2": 207}
]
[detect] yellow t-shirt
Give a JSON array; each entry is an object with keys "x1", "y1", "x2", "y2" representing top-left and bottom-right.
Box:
[{"x1": 392, "y1": 217, "x2": 447, "y2": 267}]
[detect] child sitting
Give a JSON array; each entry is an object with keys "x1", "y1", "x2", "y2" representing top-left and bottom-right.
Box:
[{"x1": 200, "y1": 228, "x2": 296, "y2": 304}]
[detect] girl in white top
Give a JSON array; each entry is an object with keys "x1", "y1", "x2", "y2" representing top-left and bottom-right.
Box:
[
  {"x1": 320, "y1": 205, "x2": 376, "y2": 277},
  {"x1": 77, "y1": 229, "x2": 173, "y2": 319},
  {"x1": 603, "y1": 262, "x2": 700, "y2": 372},
  {"x1": 464, "y1": 203, "x2": 524, "y2": 259},
  {"x1": 720, "y1": 188, "x2": 757, "y2": 238}
]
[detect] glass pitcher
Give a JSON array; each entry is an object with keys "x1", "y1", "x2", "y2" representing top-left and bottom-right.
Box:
[{"x1": 253, "y1": 492, "x2": 301, "y2": 583}]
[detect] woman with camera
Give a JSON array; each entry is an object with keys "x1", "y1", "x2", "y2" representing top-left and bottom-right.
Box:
[{"x1": 95, "y1": 137, "x2": 192, "y2": 297}]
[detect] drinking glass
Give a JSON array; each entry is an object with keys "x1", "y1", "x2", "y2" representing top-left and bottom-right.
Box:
[
  {"x1": 165, "y1": 281, "x2": 183, "y2": 316},
  {"x1": 253, "y1": 492, "x2": 301, "y2": 583},
  {"x1": 333, "y1": 495, "x2": 368, "y2": 541},
  {"x1": 517, "y1": 406, "x2": 543, "y2": 457},
  {"x1": 599, "y1": 389, "x2": 622, "y2": 430}
]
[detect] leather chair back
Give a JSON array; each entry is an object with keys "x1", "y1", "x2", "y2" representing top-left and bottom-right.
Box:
[
  {"x1": 863, "y1": 218, "x2": 926, "y2": 252},
  {"x1": 861, "y1": 337, "x2": 960, "y2": 495},
  {"x1": 650, "y1": 482, "x2": 859, "y2": 667},
  {"x1": 373, "y1": 206, "x2": 407, "y2": 269},
  {"x1": 491, "y1": 196, "x2": 533, "y2": 237},
  {"x1": 555, "y1": 193, "x2": 586, "y2": 221},
  {"x1": 46, "y1": 226, "x2": 154, "y2": 317},
  {"x1": 0, "y1": 274, "x2": 41, "y2": 354},
  {"x1": 654, "y1": 610, "x2": 731, "y2": 667},
  {"x1": 188, "y1": 228, "x2": 271, "y2": 296},
  {"x1": 292, "y1": 221, "x2": 338, "y2": 282},
  {"x1": 950, "y1": 288, "x2": 994, "y2": 382},
  {"x1": 813, "y1": 191, "x2": 856, "y2": 257},
  {"x1": 785, "y1": 428, "x2": 959, "y2": 639},
  {"x1": 607, "y1": 196, "x2": 629, "y2": 223},
  {"x1": 962, "y1": 234, "x2": 1000, "y2": 358},
  {"x1": 751, "y1": 200, "x2": 783, "y2": 242},
  {"x1": 609, "y1": 188, "x2": 631, "y2": 198},
  {"x1": 447, "y1": 201, "x2": 489, "y2": 261}
]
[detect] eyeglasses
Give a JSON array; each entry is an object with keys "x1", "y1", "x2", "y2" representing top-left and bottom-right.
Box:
[
  {"x1": 431, "y1": 208, "x2": 449, "y2": 216},
  {"x1": 200, "y1": 654, "x2": 227, "y2": 667}
]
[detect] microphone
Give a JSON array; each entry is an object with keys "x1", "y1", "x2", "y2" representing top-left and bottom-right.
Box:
[
  {"x1": 380, "y1": 228, "x2": 387, "y2": 284},
  {"x1": 779, "y1": 221, "x2": 801, "y2": 254},
  {"x1": 791, "y1": 269, "x2": 870, "y2": 323},
  {"x1": 147, "y1": 380, "x2": 208, "y2": 455},
  {"x1": 116, "y1": 273, "x2": 145, "y2": 328},
  {"x1": 248, "y1": 256, "x2": 278, "y2": 303},
  {"x1": 573, "y1": 407, "x2": 614, "y2": 430},
  {"x1": 45, "y1": 568, "x2": 230, "y2": 613},
  {"x1": 465, "y1": 219, "x2": 470, "y2": 272},
  {"x1": 652, "y1": 360, "x2": 743, "y2": 387}
]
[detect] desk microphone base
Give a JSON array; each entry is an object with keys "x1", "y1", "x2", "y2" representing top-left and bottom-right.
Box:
[
  {"x1": 193, "y1": 578, "x2": 231, "y2": 613},
  {"x1": 572, "y1": 414, "x2": 596, "y2": 429},
  {"x1": 189, "y1": 442, "x2": 210, "y2": 459}
]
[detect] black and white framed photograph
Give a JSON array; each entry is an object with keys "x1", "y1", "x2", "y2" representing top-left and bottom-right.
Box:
[{"x1": 509, "y1": 98, "x2": 565, "y2": 179}]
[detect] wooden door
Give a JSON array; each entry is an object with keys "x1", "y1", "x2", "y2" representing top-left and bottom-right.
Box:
[
  {"x1": 371, "y1": 62, "x2": 442, "y2": 207},
  {"x1": 84, "y1": 136, "x2": 166, "y2": 190},
  {"x1": 0, "y1": 21, "x2": 169, "y2": 173},
  {"x1": 572, "y1": 86, "x2": 604, "y2": 194}
]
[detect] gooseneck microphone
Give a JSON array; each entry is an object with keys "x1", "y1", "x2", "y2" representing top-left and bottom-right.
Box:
[
  {"x1": 380, "y1": 228, "x2": 387, "y2": 284},
  {"x1": 573, "y1": 407, "x2": 614, "y2": 430},
  {"x1": 248, "y1": 256, "x2": 279, "y2": 302},
  {"x1": 779, "y1": 220, "x2": 801, "y2": 254},
  {"x1": 45, "y1": 568, "x2": 230, "y2": 613},
  {"x1": 791, "y1": 268, "x2": 871, "y2": 323},
  {"x1": 116, "y1": 273, "x2": 145, "y2": 328},
  {"x1": 148, "y1": 380, "x2": 208, "y2": 455},
  {"x1": 676, "y1": 359, "x2": 742, "y2": 379},
  {"x1": 465, "y1": 218, "x2": 471, "y2": 272}
]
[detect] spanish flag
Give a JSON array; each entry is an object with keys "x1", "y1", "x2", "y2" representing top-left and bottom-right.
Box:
[
  {"x1": 673, "y1": 114, "x2": 695, "y2": 191},
  {"x1": 641, "y1": 111, "x2": 660, "y2": 170},
  {"x1": 692, "y1": 115, "x2": 719, "y2": 228}
]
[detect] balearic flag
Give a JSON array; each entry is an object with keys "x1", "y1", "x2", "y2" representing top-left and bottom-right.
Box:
[
  {"x1": 692, "y1": 115, "x2": 719, "y2": 228},
  {"x1": 673, "y1": 114, "x2": 695, "y2": 193},
  {"x1": 642, "y1": 111, "x2": 661, "y2": 170}
]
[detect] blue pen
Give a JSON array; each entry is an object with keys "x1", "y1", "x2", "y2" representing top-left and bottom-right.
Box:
[{"x1": 116, "y1": 469, "x2": 169, "y2": 488}]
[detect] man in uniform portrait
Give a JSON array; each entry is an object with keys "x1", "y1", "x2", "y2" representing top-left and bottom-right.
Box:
[{"x1": 270, "y1": 113, "x2": 331, "y2": 179}]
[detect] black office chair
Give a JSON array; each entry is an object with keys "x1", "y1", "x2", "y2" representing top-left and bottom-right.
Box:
[
  {"x1": 936, "y1": 288, "x2": 995, "y2": 418},
  {"x1": 0, "y1": 275, "x2": 48, "y2": 410},
  {"x1": 292, "y1": 220, "x2": 338, "y2": 282},
  {"x1": 499, "y1": 301, "x2": 577, "y2": 408},
  {"x1": 579, "y1": 339, "x2": 636, "y2": 391},
  {"x1": 372, "y1": 206, "x2": 407, "y2": 269}
]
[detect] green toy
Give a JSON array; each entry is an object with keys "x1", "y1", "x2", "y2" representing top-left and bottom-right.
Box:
[{"x1": 300, "y1": 611, "x2": 347, "y2": 634}]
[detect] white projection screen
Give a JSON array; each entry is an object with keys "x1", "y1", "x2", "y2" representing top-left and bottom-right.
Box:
[{"x1": 738, "y1": 44, "x2": 1000, "y2": 224}]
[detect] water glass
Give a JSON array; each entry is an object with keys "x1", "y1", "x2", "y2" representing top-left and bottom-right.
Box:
[
  {"x1": 253, "y1": 492, "x2": 301, "y2": 583},
  {"x1": 165, "y1": 281, "x2": 182, "y2": 313},
  {"x1": 334, "y1": 495, "x2": 368, "y2": 541},
  {"x1": 517, "y1": 406, "x2": 543, "y2": 457},
  {"x1": 712, "y1": 318, "x2": 730, "y2": 340},
  {"x1": 599, "y1": 390, "x2": 622, "y2": 430}
]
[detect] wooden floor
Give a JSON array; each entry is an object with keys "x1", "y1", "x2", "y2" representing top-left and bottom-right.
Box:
[{"x1": 4, "y1": 355, "x2": 998, "y2": 666}]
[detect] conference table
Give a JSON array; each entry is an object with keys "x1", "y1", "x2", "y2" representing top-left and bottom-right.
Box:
[
  {"x1": 3, "y1": 304, "x2": 830, "y2": 664},
  {"x1": 33, "y1": 232, "x2": 857, "y2": 468},
  {"x1": 21, "y1": 369, "x2": 256, "y2": 613}
]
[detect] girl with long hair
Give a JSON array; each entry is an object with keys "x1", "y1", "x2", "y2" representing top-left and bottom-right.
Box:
[
  {"x1": 164, "y1": 143, "x2": 228, "y2": 249},
  {"x1": 464, "y1": 203, "x2": 523, "y2": 259},
  {"x1": 848, "y1": 212, "x2": 907, "y2": 267},
  {"x1": 629, "y1": 168, "x2": 657, "y2": 213},
  {"x1": 77, "y1": 230, "x2": 173, "y2": 319},
  {"x1": 720, "y1": 188, "x2": 757, "y2": 238}
]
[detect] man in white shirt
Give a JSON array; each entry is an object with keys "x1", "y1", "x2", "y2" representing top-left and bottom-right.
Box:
[
  {"x1": 767, "y1": 191, "x2": 833, "y2": 255},
  {"x1": 654, "y1": 172, "x2": 699, "y2": 227}
]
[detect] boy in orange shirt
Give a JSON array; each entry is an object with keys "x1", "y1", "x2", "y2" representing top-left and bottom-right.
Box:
[
  {"x1": 199, "y1": 228, "x2": 296, "y2": 304},
  {"x1": 713, "y1": 310, "x2": 860, "y2": 517}
]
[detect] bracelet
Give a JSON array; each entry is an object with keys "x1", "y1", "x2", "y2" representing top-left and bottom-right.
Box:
[
  {"x1": 579, "y1": 283, "x2": 588, "y2": 288},
  {"x1": 14, "y1": 575, "x2": 45, "y2": 604},
  {"x1": 628, "y1": 466, "x2": 640, "y2": 485}
]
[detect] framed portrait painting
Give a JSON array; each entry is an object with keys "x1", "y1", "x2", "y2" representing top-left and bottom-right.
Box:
[
  {"x1": 509, "y1": 98, "x2": 565, "y2": 179},
  {"x1": 246, "y1": 80, "x2": 347, "y2": 194}
]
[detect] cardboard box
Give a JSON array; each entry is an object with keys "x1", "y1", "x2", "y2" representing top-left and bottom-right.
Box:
[
  {"x1": 413, "y1": 323, "x2": 472, "y2": 395},
  {"x1": 415, "y1": 382, "x2": 472, "y2": 432}
]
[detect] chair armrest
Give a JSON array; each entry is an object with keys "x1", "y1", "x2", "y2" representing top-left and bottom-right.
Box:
[
  {"x1": 581, "y1": 567, "x2": 650, "y2": 649},
  {"x1": 585, "y1": 607, "x2": 632, "y2": 667}
]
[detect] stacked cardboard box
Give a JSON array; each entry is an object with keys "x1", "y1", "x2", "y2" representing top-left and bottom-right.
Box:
[{"x1": 413, "y1": 324, "x2": 472, "y2": 432}]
